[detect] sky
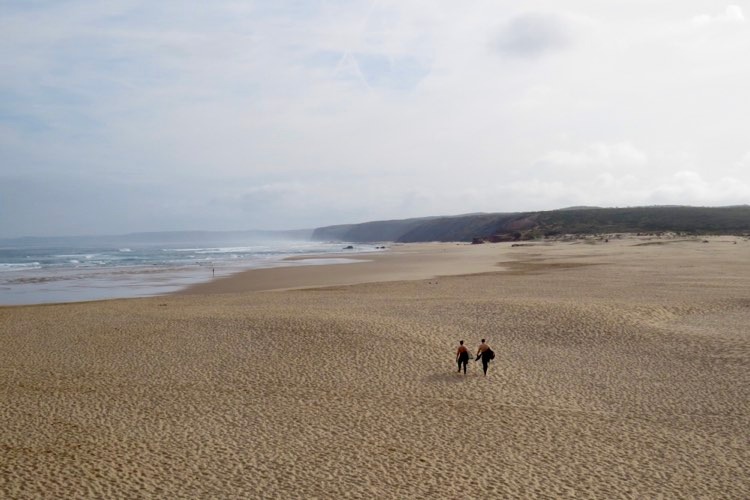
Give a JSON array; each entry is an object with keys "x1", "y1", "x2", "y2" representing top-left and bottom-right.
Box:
[{"x1": 1, "y1": 1, "x2": 749, "y2": 237}]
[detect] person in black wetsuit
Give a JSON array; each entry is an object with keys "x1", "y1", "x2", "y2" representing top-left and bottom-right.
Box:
[
  {"x1": 475, "y1": 338, "x2": 493, "y2": 376},
  {"x1": 456, "y1": 340, "x2": 469, "y2": 374}
]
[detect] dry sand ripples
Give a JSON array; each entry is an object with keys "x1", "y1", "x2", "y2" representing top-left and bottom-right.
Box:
[{"x1": 1, "y1": 238, "x2": 749, "y2": 498}]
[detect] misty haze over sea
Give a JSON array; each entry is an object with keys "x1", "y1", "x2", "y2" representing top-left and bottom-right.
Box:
[{"x1": 0, "y1": 232, "x2": 377, "y2": 306}]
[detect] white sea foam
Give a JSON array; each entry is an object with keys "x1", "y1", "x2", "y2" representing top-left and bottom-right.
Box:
[
  {"x1": 0, "y1": 240, "x2": 380, "y2": 305},
  {"x1": 169, "y1": 246, "x2": 267, "y2": 254},
  {"x1": 0, "y1": 262, "x2": 42, "y2": 272}
]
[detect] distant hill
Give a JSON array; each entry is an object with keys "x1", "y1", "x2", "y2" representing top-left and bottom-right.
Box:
[{"x1": 312, "y1": 206, "x2": 750, "y2": 243}]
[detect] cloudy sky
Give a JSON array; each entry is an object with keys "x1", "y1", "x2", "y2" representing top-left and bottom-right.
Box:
[{"x1": 1, "y1": 1, "x2": 749, "y2": 237}]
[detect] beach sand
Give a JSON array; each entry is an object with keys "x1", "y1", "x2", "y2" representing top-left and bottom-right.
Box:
[{"x1": 1, "y1": 237, "x2": 749, "y2": 498}]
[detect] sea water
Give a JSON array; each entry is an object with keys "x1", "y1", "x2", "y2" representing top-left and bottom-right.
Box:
[{"x1": 0, "y1": 239, "x2": 378, "y2": 305}]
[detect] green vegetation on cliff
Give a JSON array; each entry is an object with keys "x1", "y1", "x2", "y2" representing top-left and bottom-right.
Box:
[{"x1": 311, "y1": 206, "x2": 750, "y2": 243}]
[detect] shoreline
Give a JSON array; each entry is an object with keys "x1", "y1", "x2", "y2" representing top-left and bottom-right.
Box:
[
  {"x1": 0, "y1": 245, "x2": 386, "y2": 307},
  {"x1": 2, "y1": 235, "x2": 745, "y2": 307},
  {"x1": 176, "y1": 242, "x2": 510, "y2": 295}
]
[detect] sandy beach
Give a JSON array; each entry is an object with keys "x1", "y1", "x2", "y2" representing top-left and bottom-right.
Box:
[{"x1": 1, "y1": 236, "x2": 749, "y2": 498}]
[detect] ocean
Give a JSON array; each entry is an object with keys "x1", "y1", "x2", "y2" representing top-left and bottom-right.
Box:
[{"x1": 0, "y1": 238, "x2": 378, "y2": 306}]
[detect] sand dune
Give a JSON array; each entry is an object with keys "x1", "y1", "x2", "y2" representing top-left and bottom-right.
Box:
[{"x1": 1, "y1": 237, "x2": 749, "y2": 498}]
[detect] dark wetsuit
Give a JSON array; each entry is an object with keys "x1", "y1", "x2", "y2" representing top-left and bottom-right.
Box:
[
  {"x1": 456, "y1": 346, "x2": 469, "y2": 374},
  {"x1": 477, "y1": 344, "x2": 492, "y2": 375}
]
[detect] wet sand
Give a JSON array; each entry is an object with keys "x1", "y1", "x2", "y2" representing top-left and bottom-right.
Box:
[
  {"x1": 1, "y1": 236, "x2": 749, "y2": 498},
  {"x1": 177, "y1": 242, "x2": 508, "y2": 294}
]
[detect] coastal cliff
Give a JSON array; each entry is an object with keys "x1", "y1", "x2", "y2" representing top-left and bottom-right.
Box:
[{"x1": 312, "y1": 205, "x2": 750, "y2": 243}]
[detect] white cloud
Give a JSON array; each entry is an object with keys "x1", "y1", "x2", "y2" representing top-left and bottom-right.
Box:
[
  {"x1": 726, "y1": 5, "x2": 746, "y2": 22},
  {"x1": 648, "y1": 171, "x2": 750, "y2": 205},
  {"x1": 536, "y1": 142, "x2": 649, "y2": 179},
  {"x1": 494, "y1": 12, "x2": 575, "y2": 57},
  {"x1": 692, "y1": 5, "x2": 745, "y2": 25}
]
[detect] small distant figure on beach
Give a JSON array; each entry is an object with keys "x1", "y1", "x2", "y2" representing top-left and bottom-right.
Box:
[
  {"x1": 475, "y1": 338, "x2": 494, "y2": 376},
  {"x1": 212, "y1": 267, "x2": 215, "y2": 277},
  {"x1": 456, "y1": 340, "x2": 469, "y2": 374}
]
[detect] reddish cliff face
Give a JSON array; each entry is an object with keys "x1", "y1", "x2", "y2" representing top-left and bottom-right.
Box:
[{"x1": 472, "y1": 234, "x2": 517, "y2": 244}]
